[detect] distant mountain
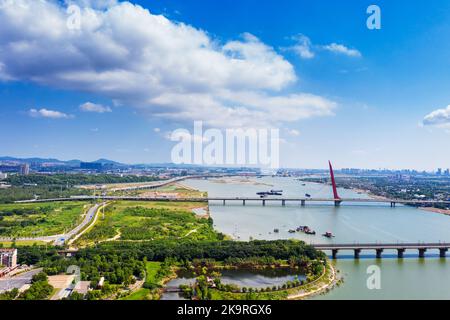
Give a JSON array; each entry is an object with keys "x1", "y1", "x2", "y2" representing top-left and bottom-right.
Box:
[
  {"x1": 0, "y1": 156, "x2": 72, "y2": 164},
  {"x1": 92, "y1": 158, "x2": 125, "y2": 166},
  {"x1": 0, "y1": 156, "x2": 125, "y2": 167}
]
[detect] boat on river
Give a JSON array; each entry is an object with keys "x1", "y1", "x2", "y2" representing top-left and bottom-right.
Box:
[
  {"x1": 322, "y1": 232, "x2": 335, "y2": 238},
  {"x1": 257, "y1": 190, "x2": 283, "y2": 196}
]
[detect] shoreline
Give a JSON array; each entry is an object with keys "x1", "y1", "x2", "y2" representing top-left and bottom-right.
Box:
[
  {"x1": 420, "y1": 207, "x2": 450, "y2": 216},
  {"x1": 287, "y1": 261, "x2": 337, "y2": 300}
]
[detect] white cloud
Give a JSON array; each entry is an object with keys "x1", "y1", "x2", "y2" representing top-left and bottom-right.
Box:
[
  {"x1": 153, "y1": 128, "x2": 161, "y2": 133},
  {"x1": 286, "y1": 129, "x2": 300, "y2": 136},
  {"x1": 64, "y1": 0, "x2": 118, "y2": 10},
  {"x1": 287, "y1": 36, "x2": 361, "y2": 60},
  {"x1": 322, "y1": 43, "x2": 362, "y2": 57},
  {"x1": 80, "y1": 102, "x2": 112, "y2": 113},
  {"x1": 28, "y1": 108, "x2": 73, "y2": 119},
  {"x1": 0, "y1": 0, "x2": 337, "y2": 127},
  {"x1": 423, "y1": 105, "x2": 450, "y2": 130},
  {"x1": 290, "y1": 35, "x2": 314, "y2": 59}
]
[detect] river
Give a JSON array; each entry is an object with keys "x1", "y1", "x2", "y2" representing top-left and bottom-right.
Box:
[{"x1": 181, "y1": 176, "x2": 450, "y2": 299}]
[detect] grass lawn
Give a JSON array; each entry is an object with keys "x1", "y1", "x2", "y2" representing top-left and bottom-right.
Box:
[
  {"x1": 76, "y1": 201, "x2": 221, "y2": 245},
  {"x1": 0, "y1": 240, "x2": 48, "y2": 247},
  {"x1": 0, "y1": 202, "x2": 88, "y2": 238},
  {"x1": 145, "y1": 261, "x2": 162, "y2": 286},
  {"x1": 120, "y1": 288, "x2": 151, "y2": 300},
  {"x1": 120, "y1": 262, "x2": 163, "y2": 300}
]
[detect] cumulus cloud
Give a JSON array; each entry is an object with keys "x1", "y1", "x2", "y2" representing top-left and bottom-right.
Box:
[
  {"x1": 322, "y1": 43, "x2": 362, "y2": 57},
  {"x1": 80, "y1": 102, "x2": 112, "y2": 113},
  {"x1": 0, "y1": 0, "x2": 337, "y2": 127},
  {"x1": 28, "y1": 108, "x2": 73, "y2": 119},
  {"x1": 423, "y1": 105, "x2": 450, "y2": 130}
]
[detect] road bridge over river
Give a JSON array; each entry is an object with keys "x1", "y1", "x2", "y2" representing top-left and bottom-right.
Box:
[
  {"x1": 16, "y1": 195, "x2": 450, "y2": 208},
  {"x1": 313, "y1": 243, "x2": 450, "y2": 259}
]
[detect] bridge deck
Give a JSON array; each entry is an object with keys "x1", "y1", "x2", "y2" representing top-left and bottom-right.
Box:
[
  {"x1": 16, "y1": 196, "x2": 450, "y2": 205},
  {"x1": 312, "y1": 243, "x2": 450, "y2": 250}
]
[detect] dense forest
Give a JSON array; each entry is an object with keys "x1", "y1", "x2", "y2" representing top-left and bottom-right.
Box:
[
  {"x1": 17, "y1": 240, "x2": 324, "y2": 266},
  {"x1": 0, "y1": 186, "x2": 91, "y2": 204},
  {"x1": 91, "y1": 240, "x2": 326, "y2": 262},
  {"x1": 6, "y1": 174, "x2": 161, "y2": 186}
]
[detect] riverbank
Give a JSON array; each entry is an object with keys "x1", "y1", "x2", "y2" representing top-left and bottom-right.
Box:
[
  {"x1": 287, "y1": 261, "x2": 337, "y2": 300},
  {"x1": 420, "y1": 207, "x2": 450, "y2": 216}
]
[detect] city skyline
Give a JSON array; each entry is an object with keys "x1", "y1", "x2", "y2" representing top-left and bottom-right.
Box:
[
  {"x1": 0, "y1": 155, "x2": 449, "y2": 173},
  {"x1": 1, "y1": 0, "x2": 450, "y2": 170}
]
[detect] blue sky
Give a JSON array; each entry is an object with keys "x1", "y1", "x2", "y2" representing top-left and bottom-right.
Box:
[{"x1": 0, "y1": 0, "x2": 450, "y2": 170}]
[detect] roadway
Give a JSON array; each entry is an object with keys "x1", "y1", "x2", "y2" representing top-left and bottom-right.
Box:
[
  {"x1": 0, "y1": 204, "x2": 100, "y2": 246},
  {"x1": 0, "y1": 268, "x2": 42, "y2": 293}
]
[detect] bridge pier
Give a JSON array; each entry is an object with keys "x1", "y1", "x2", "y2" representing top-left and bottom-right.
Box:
[
  {"x1": 376, "y1": 249, "x2": 383, "y2": 259},
  {"x1": 397, "y1": 248, "x2": 405, "y2": 258},
  {"x1": 243, "y1": 200, "x2": 246, "y2": 206},
  {"x1": 332, "y1": 249, "x2": 338, "y2": 259},
  {"x1": 390, "y1": 202, "x2": 396, "y2": 208},
  {"x1": 282, "y1": 200, "x2": 286, "y2": 207},
  {"x1": 223, "y1": 200, "x2": 226, "y2": 206},
  {"x1": 440, "y1": 248, "x2": 448, "y2": 258},
  {"x1": 335, "y1": 201, "x2": 342, "y2": 207},
  {"x1": 301, "y1": 200, "x2": 305, "y2": 207},
  {"x1": 354, "y1": 249, "x2": 361, "y2": 259},
  {"x1": 262, "y1": 200, "x2": 266, "y2": 206},
  {"x1": 418, "y1": 248, "x2": 427, "y2": 258}
]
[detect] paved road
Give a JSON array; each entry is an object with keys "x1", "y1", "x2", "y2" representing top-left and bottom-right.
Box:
[
  {"x1": 53, "y1": 203, "x2": 100, "y2": 246},
  {"x1": 0, "y1": 268, "x2": 42, "y2": 293},
  {"x1": 0, "y1": 204, "x2": 100, "y2": 246}
]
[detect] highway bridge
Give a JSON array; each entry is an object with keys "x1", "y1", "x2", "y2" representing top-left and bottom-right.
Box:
[
  {"x1": 313, "y1": 242, "x2": 450, "y2": 259},
  {"x1": 16, "y1": 195, "x2": 450, "y2": 207}
]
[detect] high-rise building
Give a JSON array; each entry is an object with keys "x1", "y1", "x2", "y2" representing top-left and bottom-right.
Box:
[
  {"x1": 436, "y1": 168, "x2": 442, "y2": 176},
  {"x1": 19, "y1": 163, "x2": 30, "y2": 175},
  {"x1": 0, "y1": 172, "x2": 7, "y2": 180}
]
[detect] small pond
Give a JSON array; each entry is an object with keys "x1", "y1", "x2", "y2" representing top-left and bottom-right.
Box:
[{"x1": 160, "y1": 268, "x2": 305, "y2": 300}]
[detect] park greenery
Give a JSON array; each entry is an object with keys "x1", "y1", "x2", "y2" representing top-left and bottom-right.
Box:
[
  {"x1": 0, "y1": 185, "x2": 91, "y2": 204},
  {"x1": 76, "y1": 201, "x2": 222, "y2": 245},
  {"x1": 120, "y1": 260, "x2": 174, "y2": 300},
  {"x1": 178, "y1": 256, "x2": 325, "y2": 300},
  {"x1": 0, "y1": 202, "x2": 87, "y2": 237},
  {"x1": 12, "y1": 239, "x2": 327, "y2": 300}
]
